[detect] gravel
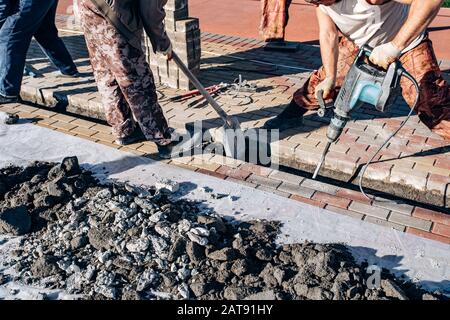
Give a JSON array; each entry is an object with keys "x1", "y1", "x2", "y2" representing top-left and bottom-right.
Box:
[{"x1": 0, "y1": 157, "x2": 447, "y2": 300}]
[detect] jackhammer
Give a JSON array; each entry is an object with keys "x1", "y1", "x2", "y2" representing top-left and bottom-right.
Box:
[{"x1": 312, "y1": 45, "x2": 420, "y2": 199}]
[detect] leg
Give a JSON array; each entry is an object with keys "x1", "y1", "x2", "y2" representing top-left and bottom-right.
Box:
[
  {"x1": 80, "y1": 0, "x2": 135, "y2": 139},
  {"x1": 264, "y1": 37, "x2": 359, "y2": 129},
  {"x1": 260, "y1": 0, "x2": 291, "y2": 42},
  {"x1": 293, "y1": 36, "x2": 359, "y2": 112},
  {"x1": 80, "y1": 3, "x2": 169, "y2": 143},
  {"x1": 399, "y1": 38, "x2": 450, "y2": 141},
  {"x1": 33, "y1": 0, "x2": 78, "y2": 75},
  {"x1": 0, "y1": 0, "x2": 56, "y2": 97},
  {"x1": 0, "y1": 0, "x2": 13, "y2": 29},
  {"x1": 113, "y1": 45, "x2": 170, "y2": 143}
]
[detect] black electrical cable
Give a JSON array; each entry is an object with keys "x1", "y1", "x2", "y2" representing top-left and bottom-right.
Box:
[{"x1": 359, "y1": 69, "x2": 420, "y2": 201}]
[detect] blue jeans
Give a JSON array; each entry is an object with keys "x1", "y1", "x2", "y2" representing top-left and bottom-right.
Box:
[
  {"x1": 0, "y1": 0, "x2": 12, "y2": 29},
  {"x1": 0, "y1": 0, "x2": 78, "y2": 97}
]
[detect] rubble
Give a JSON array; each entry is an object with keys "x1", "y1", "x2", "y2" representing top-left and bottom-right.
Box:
[
  {"x1": 0, "y1": 157, "x2": 447, "y2": 300},
  {"x1": 0, "y1": 206, "x2": 31, "y2": 235},
  {"x1": 1, "y1": 113, "x2": 19, "y2": 125}
]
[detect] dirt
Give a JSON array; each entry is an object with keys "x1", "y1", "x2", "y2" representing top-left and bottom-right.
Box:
[{"x1": 0, "y1": 157, "x2": 447, "y2": 300}]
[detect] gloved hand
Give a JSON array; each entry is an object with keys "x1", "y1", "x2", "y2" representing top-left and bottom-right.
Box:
[
  {"x1": 160, "y1": 43, "x2": 173, "y2": 61},
  {"x1": 315, "y1": 77, "x2": 335, "y2": 100},
  {"x1": 369, "y1": 42, "x2": 401, "y2": 70}
]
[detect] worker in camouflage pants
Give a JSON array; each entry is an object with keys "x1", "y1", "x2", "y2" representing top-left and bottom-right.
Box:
[{"x1": 79, "y1": 0, "x2": 176, "y2": 157}]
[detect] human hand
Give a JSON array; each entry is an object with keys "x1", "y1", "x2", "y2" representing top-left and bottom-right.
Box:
[
  {"x1": 369, "y1": 42, "x2": 401, "y2": 70},
  {"x1": 315, "y1": 76, "x2": 335, "y2": 100}
]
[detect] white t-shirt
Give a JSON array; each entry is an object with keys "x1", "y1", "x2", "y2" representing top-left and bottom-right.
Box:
[{"x1": 320, "y1": 0, "x2": 424, "y2": 53}]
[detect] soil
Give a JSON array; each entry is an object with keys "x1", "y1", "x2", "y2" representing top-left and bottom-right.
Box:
[{"x1": 0, "y1": 157, "x2": 447, "y2": 300}]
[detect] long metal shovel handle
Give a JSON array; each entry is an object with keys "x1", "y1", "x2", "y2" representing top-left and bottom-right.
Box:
[{"x1": 171, "y1": 52, "x2": 237, "y2": 129}]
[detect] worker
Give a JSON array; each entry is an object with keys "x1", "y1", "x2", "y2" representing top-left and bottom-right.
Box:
[
  {"x1": 264, "y1": 0, "x2": 450, "y2": 141},
  {"x1": 0, "y1": 0, "x2": 79, "y2": 104},
  {"x1": 260, "y1": 0, "x2": 293, "y2": 42},
  {"x1": 79, "y1": 0, "x2": 178, "y2": 157}
]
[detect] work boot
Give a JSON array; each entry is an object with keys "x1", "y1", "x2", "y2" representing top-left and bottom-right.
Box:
[
  {"x1": 57, "y1": 71, "x2": 81, "y2": 78},
  {"x1": 115, "y1": 127, "x2": 145, "y2": 146},
  {"x1": 0, "y1": 94, "x2": 18, "y2": 105},
  {"x1": 263, "y1": 99, "x2": 305, "y2": 130},
  {"x1": 157, "y1": 128, "x2": 181, "y2": 159},
  {"x1": 157, "y1": 141, "x2": 181, "y2": 159}
]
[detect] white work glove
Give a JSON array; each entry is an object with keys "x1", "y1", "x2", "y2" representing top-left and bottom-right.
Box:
[
  {"x1": 369, "y1": 42, "x2": 401, "y2": 70},
  {"x1": 315, "y1": 77, "x2": 335, "y2": 100}
]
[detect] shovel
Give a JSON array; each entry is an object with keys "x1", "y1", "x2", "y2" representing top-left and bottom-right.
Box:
[{"x1": 172, "y1": 52, "x2": 246, "y2": 159}]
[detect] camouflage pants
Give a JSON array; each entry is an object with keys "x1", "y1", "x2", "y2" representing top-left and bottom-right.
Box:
[
  {"x1": 80, "y1": 0, "x2": 169, "y2": 141},
  {"x1": 293, "y1": 36, "x2": 450, "y2": 141}
]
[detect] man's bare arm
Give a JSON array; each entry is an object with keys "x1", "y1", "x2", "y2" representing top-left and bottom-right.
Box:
[
  {"x1": 317, "y1": 7, "x2": 339, "y2": 82},
  {"x1": 390, "y1": 0, "x2": 443, "y2": 51}
]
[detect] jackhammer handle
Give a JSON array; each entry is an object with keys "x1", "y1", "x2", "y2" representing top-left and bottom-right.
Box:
[
  {"x1": 317, "y1": 90, "x2": 326, "y2": 108},
  {"x1": 171, "y1": 52, "x2": 233, "y2": 127},
  {"x1": 360, "y1": 45, "x2": 373, "y2": 56}
]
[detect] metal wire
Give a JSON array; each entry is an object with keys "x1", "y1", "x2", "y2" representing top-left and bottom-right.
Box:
[{"x1": 358, "y1": 69, "x2": 420, "y2": 201}]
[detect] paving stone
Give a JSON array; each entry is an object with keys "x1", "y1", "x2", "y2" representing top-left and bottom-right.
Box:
[
  {"x1": 91, "y1": 132, "x2": 115, "y2": 143},
  {"x1": 95, "y1": 140, "x2": 121, "y2": 150},
  {"x1": 51, "y1": 121, "x2": 77, "y2": 132},
  {"x1": 216, "y1": 166, "x2": 251, "y2": 181},
  {"x1": 406, "y1": 227, "x2": 450, "y2": 245},
  {"x1": 31, "y1": 108, "x2": 57, "y2": 118},
  {"x1": 239, "y1": 163, "x2": 273, "y2": 177},
  {"x1": 71, "y1": 118, "x2": 96, "y2": 129},
  {"x1": 172, "y1": 162, "x2": 198, "y2": 172},
  {"x1": 137, "y1": 143, "x2": 158, "y2": 154},
  {"x1": 71, "y1": 126, "x2": 97, "y2": 137},
  {"x1": 120, "y1": 147, "x2": 146, "y2": 156},
  {"x1": 363, "y1": 216, "x2": 406, "y2": 232},
  {"x1": 426, "y1": 174, "x2": 450, "y2": 195},
  {"x1": 348, "y1": 202, "x2": 390, "y2": 220},
  {"x1": 277, "y1": 182, "x2": 315, "y2": 199},
  {"x1": 189, "y1": 159, "x2": 221, "y2": 172},
  {"x1": 412, "y1": 207, "x2": 450, "y2": 226},
  {"x1": 389, "y1": 167, "x2": 428, "y2": 191},
  {"x1": 336, "y1": 188, "x2": 371, "y2": 204},
  {"x1": 51, "y1": 113, "x2": 76, "y2": 123},
  {"x1": 312, "y1": 192, "x2": 351, "y2": 209},
  {"x1": 246, "y1": 174, "x2": 281, "y2": 189},
  {"x1": 300, "y1": 179, "x2": 340, "y2": 195},
  {"x1": 35, "y1": 117, "x2": 58, "y2": 127},
  {"x1": 256, "y1": 185, "x2": 290, "y2": 198},
  {"x1": 269, "y1": 170, "x2": 305, "y2": 185},
  {"x1": 90, "y1": 123, "x2": 112, "y2": 134},
  {"x1": 432, "y1": 223, "x2": 450, "y2": 238},
  {"x1": 290, "y1": 194, "x2": 326, "y2": 209},
  {"x1": 325, "y1": 205, "x2": 365, "y2": 220},
  {"x1": 388, "y1": 213, "x2": 432, "y2": 232},
  {"x1": 0, "y1": 104, "x2": 20, "y2": 114},
  {"x1": 15, "y1": 104, "x2": 38, "y2": 113},
  {"x1": 372, "y1": 198, "x2": 414, "y2": 216},
  {"x1": 197, "y1": 168, "x2": 227, "y2": 180},
  {"x1": 225, "y1": 177, "x2": 257, "y2": 189}
]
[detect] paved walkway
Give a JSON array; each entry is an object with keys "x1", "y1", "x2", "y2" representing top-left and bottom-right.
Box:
[
  {"x1": 20, "y1": 21, "x2": 450, "y2": 209},
  {"x1": 2, "y1": 102, "x2": 450, "y2": 245}
]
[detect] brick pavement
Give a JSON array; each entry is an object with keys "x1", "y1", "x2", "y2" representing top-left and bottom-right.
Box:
[
  {"x1": 16, "y1": 18, "x2": 450, "y2": 211},
  {"x1": 2, "y1": 101, "x2": 450, "y2": 245}
]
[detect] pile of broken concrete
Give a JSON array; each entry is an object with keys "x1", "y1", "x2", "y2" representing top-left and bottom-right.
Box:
[{"x1": 0, "y1": 157, "x2": 446, "y2": 300}]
